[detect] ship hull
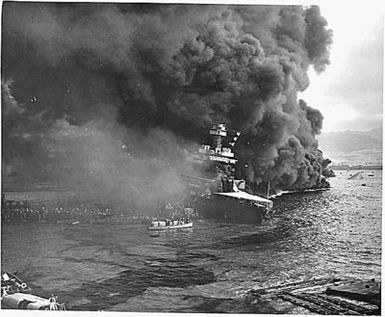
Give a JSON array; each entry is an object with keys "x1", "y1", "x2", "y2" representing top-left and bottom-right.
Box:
[{"x1": 188, "y1": 195, "x2": 266, "y2": 224}]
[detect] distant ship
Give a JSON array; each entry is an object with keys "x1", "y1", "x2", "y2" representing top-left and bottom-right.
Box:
[
  {"x1": 348, "y1": 172, "x2": 364, "y2": 180},
  {"x1": 180, "y1": 124, "x2": 273, "y2": 224}
]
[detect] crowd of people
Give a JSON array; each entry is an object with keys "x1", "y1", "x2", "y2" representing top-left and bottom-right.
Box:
[
  {"x1": 149, "y1": 216, "x2": 192, "y2": 228},
  {"x1": 1, "y1": 196, "x2": 112, "y2": 225}
]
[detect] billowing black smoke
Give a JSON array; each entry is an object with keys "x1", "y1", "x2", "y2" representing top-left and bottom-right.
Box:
[{"x1": 2, "y1": 3, "x2": 333, "y2": 206}]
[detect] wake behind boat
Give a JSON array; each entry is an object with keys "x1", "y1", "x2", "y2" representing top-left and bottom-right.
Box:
[{"x1": 147, "y1": 218, "x2": 193, "y2": 231}]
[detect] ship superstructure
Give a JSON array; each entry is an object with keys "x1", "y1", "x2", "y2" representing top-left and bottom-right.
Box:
[
  {"x1": 196, "y1": 123, "x2": 239, "y2": 166},
  {"x1": 181, "y1": 124, "x2": 273, "y2": 224}
]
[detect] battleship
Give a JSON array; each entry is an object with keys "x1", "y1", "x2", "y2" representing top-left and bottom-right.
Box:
[{"x1": 180, "y1": 124, "x2": 273, "y2": 224}]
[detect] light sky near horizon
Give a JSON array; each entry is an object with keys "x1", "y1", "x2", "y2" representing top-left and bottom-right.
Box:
[{"x1": 299, "y1": 0, "x2": 384, "y2": 132}]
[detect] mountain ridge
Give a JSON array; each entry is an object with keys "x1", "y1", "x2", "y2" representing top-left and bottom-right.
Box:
[{"x1": 317, "y1": 127, "x2": 382, "y2": 165}]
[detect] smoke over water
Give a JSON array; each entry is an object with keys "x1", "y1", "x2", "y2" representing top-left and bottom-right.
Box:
[{"x1": 2, "y1": 3, "x2": 333, "y2": 209}]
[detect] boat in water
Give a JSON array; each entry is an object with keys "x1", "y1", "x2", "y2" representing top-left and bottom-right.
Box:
[
  {"x1": 348, "y1": 172, "x2": 364, "y2": 180},
  {"x1": 147, "y1": 218, "x2": 193, "y2": 230},
  {"x1": 1, "y1": 271, "x2": 66, "y2": 310},
  {"x1": 180, "y1": 124, "x2": 273, "y2": 224}
]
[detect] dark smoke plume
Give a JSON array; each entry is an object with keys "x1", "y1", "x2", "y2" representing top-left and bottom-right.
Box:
[{"x1": 2, "y1": 3, "x2": 333, "y2": 208}]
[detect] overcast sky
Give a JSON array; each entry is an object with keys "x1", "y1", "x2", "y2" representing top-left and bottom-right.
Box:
[{"x1": 299, "y1": 0, "x2": 383, "y2": 132}]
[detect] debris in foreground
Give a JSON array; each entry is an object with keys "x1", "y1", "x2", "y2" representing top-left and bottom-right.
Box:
[
  {"x1": 248, "y1": 277, "x2": 380, "y2": 315},
  {"x1": 1, "y1": 271, "x2": 66, "y2": 310}
]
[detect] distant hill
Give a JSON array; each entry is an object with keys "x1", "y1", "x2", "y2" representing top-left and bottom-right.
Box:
[
  {"x1": 366, "y1": 127, "x2": 383, "y2": 140},
  {"x1": 317, "y1": 127, "x2": 382, "y2": 165}
]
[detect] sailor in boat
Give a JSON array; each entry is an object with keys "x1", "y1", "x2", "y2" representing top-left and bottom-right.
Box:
[
  {"x1": 49, "y1": 295, "x2": 59, "y2": 310},
  {"x1": 148, "y1": 216, "x2": 192, "y2": 229}
]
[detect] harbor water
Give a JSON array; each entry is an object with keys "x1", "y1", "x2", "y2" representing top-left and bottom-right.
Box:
[{"x1": 1, "y1": 170, "x2": 381, "y2": 313}]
